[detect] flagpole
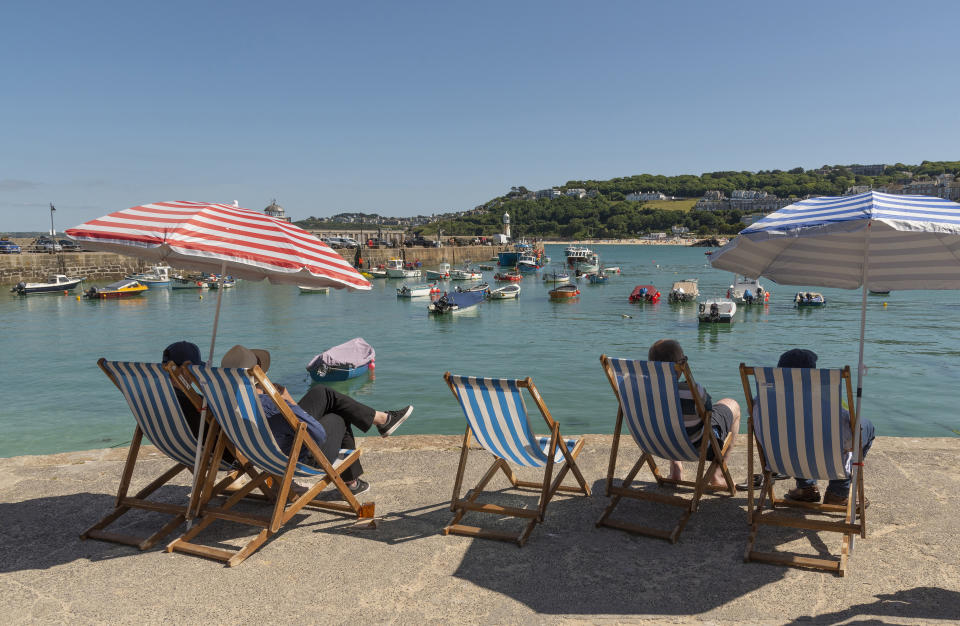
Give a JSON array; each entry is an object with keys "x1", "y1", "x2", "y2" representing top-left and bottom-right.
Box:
[
  {"x1": 850, "y1": 221, "x2": 872, "y2": 551},
  {"x1": 49, "y1": 203, "x2": 56, "y2": 237}
]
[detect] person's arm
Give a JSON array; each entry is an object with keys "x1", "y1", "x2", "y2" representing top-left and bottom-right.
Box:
[
  {"x1": 284, "y1": 399, "x2": 328, "y2": 447},
  {"x1": 698, "y1": 383, "x2": 713, "y2": 413}
]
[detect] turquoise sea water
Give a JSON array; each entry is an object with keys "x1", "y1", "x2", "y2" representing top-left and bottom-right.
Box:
[{"x1": 2, "y1": 244, "x2": 958, "y2": 458}]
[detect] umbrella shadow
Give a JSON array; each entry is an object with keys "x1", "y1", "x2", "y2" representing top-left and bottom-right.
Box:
[{"x1": 786, "y1": 587, "x2": 960, "y2": 624}]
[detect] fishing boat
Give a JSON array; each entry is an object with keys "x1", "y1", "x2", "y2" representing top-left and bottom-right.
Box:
[
  {"x1": 397, "y1": 283, "x2": 439, "y2": 297},
  {"x1": 11, "y1": 274, "x2": 84, "y2": 295},
  {"x1": 171, "y1": 275, "x2": 209, "y2": 289},
  {"x1": 306, "y1": 337, "x2": 375, "y2": 382},
  {"x1": 564, "y1": 245, "x2": 594, "y2": 268},
  {"x1": 602, "y1": 266, "x2": 621, "y2": 274},
  {"x1": 126, "y1": 264, "x2": 173, "y2": 286},
  {"x1": 497, "y1": 241, "x2": 533, "y2": 267},
  {"x1": 698, "y1": 298, "x2": 737, "y2": 323},
  {"x1": 425, "y1": 263, "x2": 451, "y2": 280},
  {"x1": 542, "y1": 270, "x2": 570, "y2": 283},
  {"x1": 794, "y1": 291, "x2": 826, "y2": 307},
  {"x1": 517, "y1": 253, "x2": 541, "y2": 273},
  {"x1": 450, "y1": 267, "x2": 483, "y2": 280},
  {"x1": 549, "y1": 283, "x2": 580, "y2": 299},
  {"x1": 668, "y1": 279, "x2": 699, "y2": 303},
  {"x1": 628, "y1": 285, "x2": 661, "y2": 303},
  {"x1": 588, "y1": 272, "x2": 609, "y2": 284},
  {"x1": 727, "y1": 274, "x2": 768, "y2": 304},
  {"x1": 83, "y1": 279, "x2": 148, "y2": 299},
  {"x1": 298, "y1": 285, "x2": 330, "y2": 294},
  {"x1": 428, "y1": 289, "x2": 485, "y2": 314},
  {"x1": 489, "y1": 284, "x2": 521, "y2": 299},
  {"x1": 574, "y1": 253, "x2": 600, "y2": 275},
  {"x1": 494, "y1": 270, "x2": 523, "y2": 282},
  {"x1": 385, "y1": 258, "x2": 421, "y2": 278}
]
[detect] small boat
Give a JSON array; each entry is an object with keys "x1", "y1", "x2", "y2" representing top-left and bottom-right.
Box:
[
  {"x1": 386, "y1": 259, "x2": 421, "y2": 278},
  {"x1": 629, "y1": 285, "x2": 661, "y2": 303},
  {"x1": 428, "y1": 289, "x2": 486, "y2": 314},
  {"x1": 698, "y1": 298, "x2": 737, "y2": 323},
  {"x1": 83, "y1": 279, "x2": 148, "y2": 299},
  {"x1": 425, "y1": 263, "x2": 451, "y2": 280},
  {"x1": 206, "y1": 276, "x2": 237, "y2": 289},
  {"x1": 126, "y1": 264, "x2": 173, "y2": 286},
  {"x1": 450, "y1": 267, "x2": 483, "y2": 280},
  {"x1": 171, "y1": 275, "x2": 209, "y2": 289},
  {"x1": 11, "y1": 274, "x2": 83, "y2": 295},
  {"x1": 602, "y1": 266, "x2": 621, "y2": 274},
  {"x1": 727, "y1": 274, "x2": 768, "y2": 304},
  {"x1": 365, "y1": 268, "x2": 389, "y2": 279},
  {"x1": 397, "y1": 283, "x2": 439, "y2": 297},
  {"x1": 869, "y1": 290, "x2": 890, "y2": 296},
  {"x1": 477, "y1": 264, "x2": 494, "y2": 271},
  {"x1": 668, "y1": 279, "x2": 699, "y2": 303},
  {"x1": 588, "y1": 272, "x2": 609, "y2": 284},
  {"x1": 795, "y1": 291, "x2": 826, "y2": 307},
  {"x1": 549, "y1": 284, "x2": 580, "y2": 299},
  {"x1": 542, "y1": 271, "x2": 570, "y2": 283},
  {"x1": 298, "y1": 285, "x2": 330, "y2": 294},
  {"x1": 517, "y1": 254, "x2": 541, "y2": 273},
  {"x1": 456, "y1": 282, "x2": 490, "y2": 295},
  {"x1": 306, "y1": 337, "x2": 375, "y2": 382},
  {"x1": 489, "y1": 284, "x2": 521, "y2": 299},
  {"x1": 494, "y1": 270, "x2": 523, "y2": 282}
]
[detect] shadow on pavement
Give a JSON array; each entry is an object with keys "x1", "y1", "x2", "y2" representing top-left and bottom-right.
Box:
[{"x1": 786, "y1": 586, "x2": 960, "y2": 624}]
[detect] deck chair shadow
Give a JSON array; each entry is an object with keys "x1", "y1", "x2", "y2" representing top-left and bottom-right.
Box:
[
  {"x1": 739, "y1": 364, "x2": 866, "y2": 576},
  {"x1": 166, "y1": 364, "x2": 374, "y2": 566},
  {"x1": 81, "y1": 360, "x2": 263, "y2": 551},
  {"x1": 596, "y1": 355, "x2": 736, "y2": 543},
  {"x1": 442, "y1": 373, "x2": 591, "y2": 547}
]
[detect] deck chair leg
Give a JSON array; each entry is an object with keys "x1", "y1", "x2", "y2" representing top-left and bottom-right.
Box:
[
  {"x1": 605, "y1": 407, "x2": 625, "y2": 495},
  {"x1": 449, "y1": 427, "x2": 472, "y2": 512},
  {"x1": 596, "y1": 455, "x2": 647, "y2": 528}
]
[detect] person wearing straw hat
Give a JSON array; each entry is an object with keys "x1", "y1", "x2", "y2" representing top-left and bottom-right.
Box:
[{"x1": 221, "y1": 344, "x2": 413, "y2": 496}]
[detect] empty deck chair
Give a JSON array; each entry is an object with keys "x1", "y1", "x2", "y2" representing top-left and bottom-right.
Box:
[
  {"x1": 597, "y1": 355, "x2": 736, "y2": 543},
  {"x1": 739, "y1": 364, "x2": 866, "y2": 576},
  {"x1": 167, "y1": 364, "x2": 373, "y2": 566},
  {"x1": 81, "y1": 360, "x2": 252, "y2": 550},
  {"x1": 442, "y1": 373, "x2": 591, "y2": 547}
]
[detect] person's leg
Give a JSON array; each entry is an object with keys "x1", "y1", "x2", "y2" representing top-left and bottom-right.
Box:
[
  {"x1": 825, "y1": 418, "x2": 875, "y2": 498},
  {"x1": 706, "y1": 398, "x2": 739, "y2": 486},
  {"x1": 314, "y1": 412, "x2": 364, "y2": 484},
  {"x1": 298, "y1": 384, "x2": 376, "y2": 432}
]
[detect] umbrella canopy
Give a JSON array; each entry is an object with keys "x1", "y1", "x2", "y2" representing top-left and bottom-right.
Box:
[
  {"x1": 65, "y1": 200, "x2": 371, "y2": 290},
  {"x1": 709, "y1": 191, "x2": 960, "y2": 291}
]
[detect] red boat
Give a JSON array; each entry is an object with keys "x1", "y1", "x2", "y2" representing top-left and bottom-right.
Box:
[
  {"x1": 629, "y1": 284, "x2": 661, "y2": 303},
  {"x1": 549, "y1": 284, "x2": 580, "y2": 299},
  {"x1": 494, "y1": 271, "x2": 523, "y2": 282}
]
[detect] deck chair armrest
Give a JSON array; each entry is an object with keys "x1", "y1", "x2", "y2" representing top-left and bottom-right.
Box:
[{"x1": 251, "y1": 367, "x2": 329, "y2": 466}]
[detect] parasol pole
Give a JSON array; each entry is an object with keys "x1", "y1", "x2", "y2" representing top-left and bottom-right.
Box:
[{"x1": 850, "y1": 221, "x2": 872, "y2": 550}]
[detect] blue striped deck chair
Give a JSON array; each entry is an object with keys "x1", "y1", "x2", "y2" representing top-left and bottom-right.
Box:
[
  {"x1": 597, "y1": 355, "x2": 737, "y2": 543},
  {"x1": 167, "y1": 364, "x2": 371, "y2": 566},
  {"x1": 739, "y1": 364, "x2": 865, "y2": 576},
  {"x1": 443, "y1": 373, "x2": 591, "y2": 546},
  {"x1": 80, "y1": 359, "x2": 250, "y2": 551}
]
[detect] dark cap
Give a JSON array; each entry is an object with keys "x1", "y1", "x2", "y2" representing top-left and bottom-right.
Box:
[
  {"x1": 162, "y1": 341, "x2": 205, "y2": 366},
  {"x1": 777, "y1": 348, "x2": 818, "y2": 369}
]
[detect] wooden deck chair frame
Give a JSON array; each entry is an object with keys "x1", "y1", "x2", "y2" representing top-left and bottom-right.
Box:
[
  {"x1": 597, "y1": 355, "x2": 736, "y2": 543},
  {"x1": 739, "y1": 364, "x2": 866, "y2": 576},
  {"x1": 443, "y1": 372, "x2": 591, "y2": 547},
  {"x1": 81, "y1": 359, "x2": 265, "y2": 551},
  {"x1": 166, "y1": 365, "x2": 374, "y2": 567}
]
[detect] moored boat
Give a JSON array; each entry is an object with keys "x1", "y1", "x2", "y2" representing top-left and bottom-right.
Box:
[
  {"x1": 727, "y1": 274, "x2": 768, "y2": 304},
  {"x1": 428, "y1": 289, "x2": 485, "y2": 314},
  {"x1": 171, "y1": 275, "x2": 209, "y2": 289},
  {"x1": 795, "y1": 291, "x2": 826, "y2": 307},
  {"x1": 425, "y1": 263, "x2": 451, "y2": 280},
  {"x1": 477, "y1": 264, "x2": 494, "y2": 271},
  {"x1": 542, "y1": 270, "x2": 570, "y2": 283},
  {"x1": 628, "y1": 284, "x2": 661, "y2": 303},
  {"x1": 668, "y1": 279, "x2": 699, "y2": 303},
  {"x1": 489, "y1": 284, "x2": 521, "y2": 299},
  {"x1": 698, "y1": 298, "x2": 736, "y2": 323},
  {"x1": 386, "y1": 258, "x2": 421, "y2": 278},
  {"x1": 588, "y1": 272, "x2": 609, "y2": 284},
  {"x1": 83, "y1": 279, "x2": 148, "y2": 299},
  {"x1": 365, "y1": 268, "x2": 389, "y2": 279},
  {"x1": 206, "y1": 275, "x2": 237, "y2": 289},
  {"x1": 397, "y1": 282, "x2": 439, "y2": 297},
  {"x1": 306, "y1": 337, "x2": 375, "y2": 382},
  {"x1": 126, "y1": 264, "x2": 173, "y2": 286},
  {"x1": 450, "y1": 267, "x2": 483, "y2": 280},
  {"x1": 11, "y1": 274, "x2": 83, "y2": 295},
  {"x1": 602, "y1": 266, "x2": 621, "y2": 274},
  {"x1": 565, "y1": 245, "x2": 593, "y2": 268},
  {"x1": 494, "y1": 270, "x2": 523, "y2": 282},
  {"x1": 298, "y1": 285, "x2": 330, "y2": 294},
  {"x1": 549, "y1": 283, "x2": 580, "y2": 299},
  {"x1": 516, "y1": 253, "x2": 541, "y2": 273},
  {"x1": 456, "y1": 282, "x2": 490, "y2": 295}
]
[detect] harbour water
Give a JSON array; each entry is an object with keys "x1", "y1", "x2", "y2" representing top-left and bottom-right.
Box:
[{"x1": 2, "y1": 244, "x2": 958, "y2": 458}]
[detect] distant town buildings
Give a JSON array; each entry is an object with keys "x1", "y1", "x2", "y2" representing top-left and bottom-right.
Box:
[
  {"x1": 847, "y1": 173, "x2": 960, "y2": 201},
  {"x1": 694, "y1": 190, "x2": 793, "y2": 212},
  {"x1": 849, "y1": 164, "x2": 886, "y2": 176},
  {"x1": 263, "y1": 199, "x2": 291, "y2": 222},
  {"x1": 565, "y1": 188, "x2": 587, "y2": 199},
  {"x1": 535, "y1": 188, "x2": 563, "y2": 199},
  {"x1": 625, "y1": 191, "x2": 668, "y2": 202}
]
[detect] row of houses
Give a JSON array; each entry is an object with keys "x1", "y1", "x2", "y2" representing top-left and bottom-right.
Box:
[
  {"x1": 694, "y1": 190, "x2": 795, "y2": 212},
  {"x1": 846, "y1": 173, "x2": 960, "y2": 201}
]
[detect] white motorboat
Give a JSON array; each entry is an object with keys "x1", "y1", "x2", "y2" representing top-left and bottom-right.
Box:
[
  {"x1": 126, "y1": 263, "x2": 173, "y2": 286},
  {"x1": 489, "y1": 284, "x2": 521, "y2": 299},
  {"x1": 385, "y1": 258, "x2": 421, "y2": 278},
  {"x1": 11, "y1": 274, "x2": 83, "y2": 295},
  {"x1": 564, "y1": 245, "x2": 594, "y2": 268},
  {"x1": 698, "y1": 298, "x2": 737, "y2": 323},
  {"x1": 450, "y1": 267, "x2": 483, "y2": 280},
  {"x1": 425, "y1": 262, "x2": 451, "y2": 280},
  {"x1": 298, "y1": 285, "x2": 330, "y2": 294},
  {"x1": 397, "y1": 283, "x2": 438, "y2": 298},
  {"x1": 668, "y1": 279, "x2": 699, "y2": 303},
  {"x1": 727, "y1": 274, "x2": 767, "y2": 305}
]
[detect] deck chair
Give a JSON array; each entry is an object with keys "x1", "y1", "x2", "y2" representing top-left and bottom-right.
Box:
[
  {"x1": 80, "y1": 360, "x2": 258, "y2": 550},
  {"x1": 442, "y1": 373, "x2": 591, "y2": 547},
  {"x1": 597, "y1": 355, "x2": 736, "y2": 543},
  {"x1": 739, "y1": 364, "x2": 866, "y2": 576},
  {"x1": 166, "y1": 364, "x2": 373, "y2": 566}
]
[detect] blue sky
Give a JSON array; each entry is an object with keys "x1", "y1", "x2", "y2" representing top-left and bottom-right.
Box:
[{"x1": 2, "y1": 0, "x2": 958, "y2": 231}]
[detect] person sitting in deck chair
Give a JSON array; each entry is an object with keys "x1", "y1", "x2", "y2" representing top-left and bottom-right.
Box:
[
  {"x1": 220, "y1": 344, "x2": 414, "y2": 497},
  {"x1": 648, "y1": 339, "x2": 741, "y2": 488},
  {"x1": 772, "y1": 348, "x2": 876, "y2": 507}
]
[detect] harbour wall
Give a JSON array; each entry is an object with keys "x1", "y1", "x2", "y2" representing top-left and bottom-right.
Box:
[{"x1": 0, "y1": 245, "x2": 517, "y2": 284}]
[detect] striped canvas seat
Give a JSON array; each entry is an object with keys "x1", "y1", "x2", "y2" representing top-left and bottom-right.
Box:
[
  {"x1": 442, "y1": 372, "x2": 591, "y2": 547},
  {"x1": 751, "y1": 367, "x2": 849, "y2": 480},
  {"x1": 604, "y1": 358, "x2": 701, "y2": 462},
  {"x1": 448, "y1": 375, "x2": 579, "y2": 468}
]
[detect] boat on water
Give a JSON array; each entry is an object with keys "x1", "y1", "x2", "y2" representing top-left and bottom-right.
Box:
[
  {"x1": 494, "y1": 270, "x2": 523, "y2": 282},
  {"x1": 83, "y1": 279, "x2": 148, "y2": 299},
  {"x1": 727, "y1": 274, "x2": 768, "y2": 304},
  {"x1": 517, "y1": 253, "x2": 541, "y2": 273},
  {"x1": 456, "y1": 282, "x2": 490, "y2": 295},
  {"x1": 573, "y1": 252, "x2": 600, "y2": 275},
  {"x1": 306, "y1": 337, "x2": 375, "y2": 382},
  {"x1": 397, "y1": 282, "x2": 439, "y2": 298},
  {"x1": 795, "y1": 291, "x2": 826, "y2": 307},
  {"x1": 588, "y1": 272, "x2": 609, "y2": 284},
  {"x1": 425, "y1": 263, "x2": 451, "y2": 280},
  {"x1": 171, "y1": 275, "x2": 209, "y2": 289},
  {"x1": 698, "y1": 298, "x2": 736, "y2": 323},
  {"x1": 668, "y1": 279, "x2": 699, "y2": 303},
  {"x1": 450, "y1": 267, "x2": 483, "y2": 280},
  {"x1": 542, "y1": 270, "x2": 570, "y2": 283},
  {"x1": 602, "y1": 266, "x2": 621, "y2": 274},
  {"x1": 385, "y1": 259, "x2": 421, "y2": 278},
  {"x1": 11, "y1": 274, "x2": 83, "y2": 295},
  {"x1": 298, "y1": 285, "x2": 330, "y2": 294},
  {"x1": 489, "y1": 284, "x2": 521, "y2": 299},
  {"x1": 869, "y1": 290, "x2": 890, "y2": 296},
  {"x1": 497, "y1": 240, "x2": 533, "y2": 267},
  {"x1": 365, "y1": 268, "x2": 389, "y2": 279},
  {"x1": 206, "y1": 276, "x2": 237, "y2": 289},
  {"x1": 628, "y1": 285, "x2": 661, "y2": 303},
  {"x1": 549, "y1": 283, "x2": 580, "y2": 299},
  {"x1": 565, "y1": 245, "x2": 593, "y2": 268},
  {"x1": 477, "y1": 264, "x2": 494, "y2": 271},
  {"x1": 126, "y1": 264, "x2": 173, "y2": 286},
  {"x1": 428, "y1": 289, "x2": 485, "y2": 314}
]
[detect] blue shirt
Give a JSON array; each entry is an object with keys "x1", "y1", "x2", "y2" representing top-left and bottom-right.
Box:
[{"x1": 258, "y1": 394, "x2": 327, "y2": 464}]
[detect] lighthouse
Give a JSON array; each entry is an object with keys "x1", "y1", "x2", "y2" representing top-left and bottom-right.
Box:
[{"x1": 503, "y1": 212, "x2": 511, "y2": 239}]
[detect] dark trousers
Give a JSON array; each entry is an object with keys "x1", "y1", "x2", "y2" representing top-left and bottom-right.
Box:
[{"x1": 298, "y1": 385, "x2": 376, "y2": 482}]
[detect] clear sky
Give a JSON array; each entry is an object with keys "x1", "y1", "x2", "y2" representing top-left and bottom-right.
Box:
[{"x1": 2, "y1": 0, "x2": 958, "y2": 231}]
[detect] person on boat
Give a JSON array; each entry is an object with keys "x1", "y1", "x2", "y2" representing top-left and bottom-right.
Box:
[
  {"x1": 647, "y1": 339, "x2": 740, "y2": 488},
  {"x1": 771, "y1": 348, "x2": 876, "y2": 507},
  {"x1": 220, "y1": 344, "x2": 414, "y2": 497}
]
